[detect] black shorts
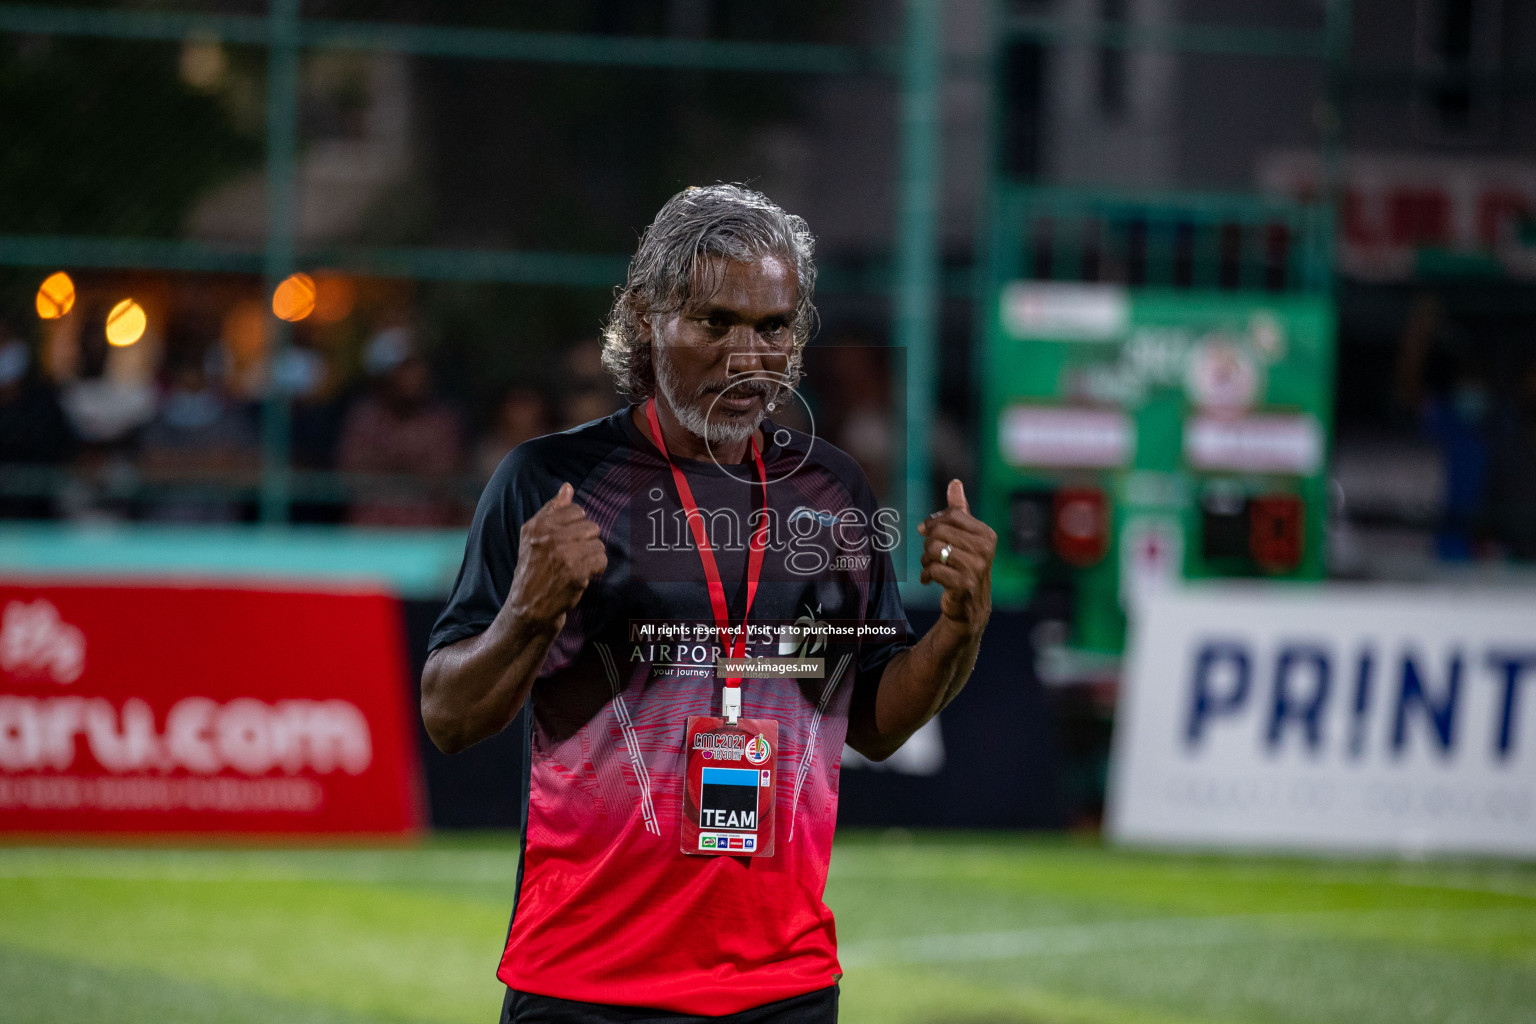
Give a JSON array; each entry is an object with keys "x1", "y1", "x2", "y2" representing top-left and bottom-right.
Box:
[{"x1": 500, "y1": 985, "x2": 838, "y2": 1024}]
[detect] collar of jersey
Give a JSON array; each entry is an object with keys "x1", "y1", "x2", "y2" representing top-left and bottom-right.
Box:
[{"x1": 616, "y1": 404, "x2": 785, "y2": 476}]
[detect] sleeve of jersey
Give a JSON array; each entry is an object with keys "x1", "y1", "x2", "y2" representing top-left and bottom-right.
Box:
[
  {"x1": 854, "y1": 543, "x2": 916, "y2": 688},
  {"x1": 426, "y1": 445, "x2": 554, "y2": 654}
]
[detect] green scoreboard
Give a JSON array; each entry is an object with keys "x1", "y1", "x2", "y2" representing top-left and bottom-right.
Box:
[{"x1": 978, "y1": 282, "x2": 1335, "y2": 653}]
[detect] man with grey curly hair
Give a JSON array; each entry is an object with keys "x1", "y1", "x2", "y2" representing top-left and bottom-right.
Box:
[
  {"x1": 423, "y1": 184, "x2": 996, "y2": 1024},
  {"x1": 601, "y1": 183, "x2": 816, "y2": 449}
]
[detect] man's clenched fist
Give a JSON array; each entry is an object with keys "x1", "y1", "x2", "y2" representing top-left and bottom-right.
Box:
[
  {"x1": 916, "y1": 479, "x2": 996, "y2": 635},
  {"x1": 509, "y1": 482, "x2": 608, "y2": 628}
]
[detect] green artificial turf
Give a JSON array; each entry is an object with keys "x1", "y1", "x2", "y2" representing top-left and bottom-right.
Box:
[{"x1": 1, "y1": 833, "x2": 1533, "y2": 1024}]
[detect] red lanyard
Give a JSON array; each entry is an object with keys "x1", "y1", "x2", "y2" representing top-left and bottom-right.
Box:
[{"x1": 645, "y1": 398, "x2": 769, "y2": 691}]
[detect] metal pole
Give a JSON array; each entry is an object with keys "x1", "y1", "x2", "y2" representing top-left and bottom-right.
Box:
[
  {"x1": 893, "y1": 0, "x2": 943, "y2": 594},
  {"x1": 259, "y1": 0, "x2": 300, "y2": 525}
]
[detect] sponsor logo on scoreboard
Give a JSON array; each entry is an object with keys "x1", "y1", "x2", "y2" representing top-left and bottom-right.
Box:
[{"x1": 999, "y1": 406, "x2": 1134, "y2": 469}]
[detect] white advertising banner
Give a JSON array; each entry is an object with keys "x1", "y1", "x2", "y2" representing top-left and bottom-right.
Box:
[{"x1": 1108, "y1": 586, "x2": 1536, "y2": 856}]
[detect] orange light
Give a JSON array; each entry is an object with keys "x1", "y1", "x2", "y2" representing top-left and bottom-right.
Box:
[
  {"x1": 311, "y1": 274, "x2": 356, "y2": 324},
  {"x1": 35, "y1": 272, "x2": 76, "y2": 319},
  {"x1": 105, "y1": 299, "x2": 147, "y2": 347},
  {"x1": 272, "y1": 273, "x2": 317, "y2": 322}
]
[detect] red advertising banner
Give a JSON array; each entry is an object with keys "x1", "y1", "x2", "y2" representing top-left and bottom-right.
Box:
[{"x1": 0, "y1": 581, "x2": 424, "y2": 836}]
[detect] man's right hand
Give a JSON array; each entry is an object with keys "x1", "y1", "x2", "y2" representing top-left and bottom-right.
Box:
[
  {"x1": 422, "y1": 481, "x2": 605, "y2": 754},
  {"x1": 508, "y1": 482, "x2": 608, "y2": 628}
]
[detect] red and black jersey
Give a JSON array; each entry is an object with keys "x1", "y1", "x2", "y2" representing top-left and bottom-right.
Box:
[{"x1": 430, "y1": 407, "x2": 912, "y2": 1014}]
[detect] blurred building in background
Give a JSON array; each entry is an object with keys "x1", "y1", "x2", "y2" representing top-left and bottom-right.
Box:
[
  {"x1": 3, "y1": 0, "x2": 1536, "y2": 830},
  {"x1": 2, "y1": 0, "x2": 1531, "y2": 547}
]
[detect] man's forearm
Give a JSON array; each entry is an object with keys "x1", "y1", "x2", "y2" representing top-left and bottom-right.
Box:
[
  {"x1": 851, "y1": 616, "x2": 983, "y2": 760},
  {"x1": 420, "y1": 607, "x2": 562, "y2": 754}
]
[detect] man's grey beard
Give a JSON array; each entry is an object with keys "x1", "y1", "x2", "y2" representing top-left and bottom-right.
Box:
[{"x1": 655, "y1": 358, "x2": 778, "y2": 449}]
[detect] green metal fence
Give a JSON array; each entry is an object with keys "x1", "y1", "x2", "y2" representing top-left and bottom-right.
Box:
[
  {"x1": 988, "y1": 186, "x2": 1334, "y2": 294},
  {"x1": 0, "y1": 0, "x2": 947, "y2": 573}
]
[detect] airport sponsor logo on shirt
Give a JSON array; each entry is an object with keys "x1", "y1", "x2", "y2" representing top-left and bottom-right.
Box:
[
  {"x1": 630, "y1": 639, "x2": 729, "y2": 678},
  {"x1": 629, "y1": 617, "x2": 898, "y2": 680}
]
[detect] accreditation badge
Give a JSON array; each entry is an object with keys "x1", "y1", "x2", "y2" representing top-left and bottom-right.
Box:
[{"x1": 681, "y1": 716, "x2": 777, "y2": 857}]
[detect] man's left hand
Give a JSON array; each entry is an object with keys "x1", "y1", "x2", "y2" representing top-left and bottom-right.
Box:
[{"x1": 917, "y1": 479, "x2": 996, "y2": 635}]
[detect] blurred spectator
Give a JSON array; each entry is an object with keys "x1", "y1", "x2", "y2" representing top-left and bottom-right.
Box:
[
  {"x1": 139, "y1": 348, "x2": 260, "y2": 522},
  {"x1": 559, "y1": 338, "x2": 621, "y2": 429},
  {"x1": 819, "y1": 343, "x2": 894, "y2": 500},
  {"x1": 58, "y1": 314, "x2": 156, "y2": 449},
  {"x1": 0, "y1": 333, "x2": 76, "y2": 519},
  {"x1": 1394, "y1": 295, "x2": 1492, "y2": 561},
  {"x1": 474, "y1": 385, "x2": 550, "y2": 480},
  {"x1": 1488, "y1": 362, "x2": 1536, "y2": 560},
  {"x1": 337, "y1": 326, "x2": 465, "y2": 527},
  {"x1": 931, "y1": 410, "x2": 976, "y2": 505},
  {"x1": 272, "y1": 344, "x2": 355, "y2": 523},
  {"x1": 272, "y1": 344, "x2": 351, "y2": 471},
  {"x1": 564, "y1": 388, "x2": 616, "y2": 428},
  {"x1": 56, "y1": 309, "x2": 158, "y2": 523}
]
